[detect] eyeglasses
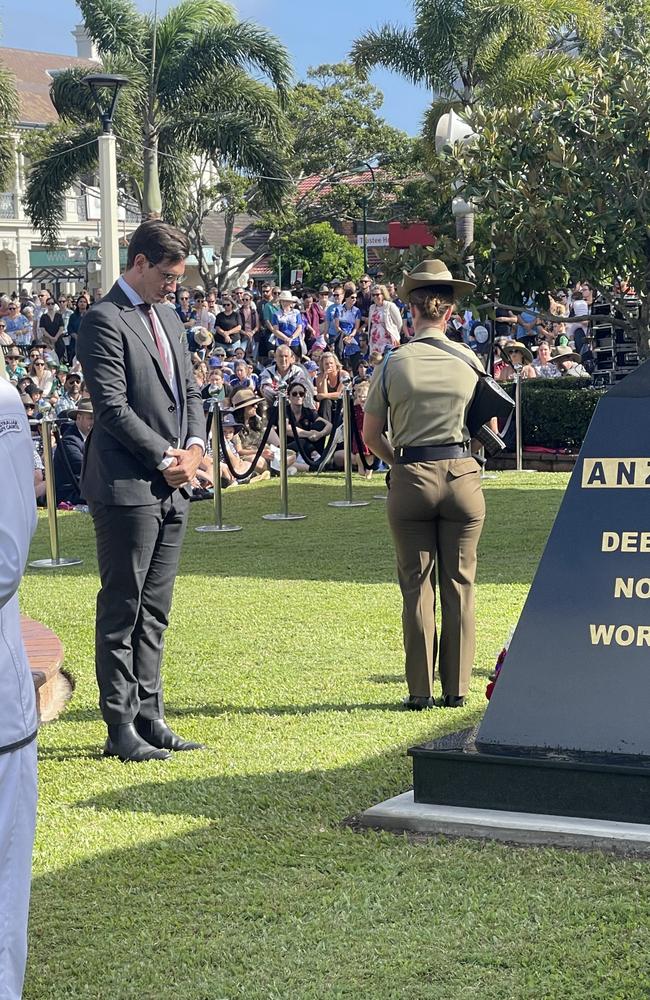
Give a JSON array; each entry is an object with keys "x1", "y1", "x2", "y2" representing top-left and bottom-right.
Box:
[
  {"x1": 149, "y1": 263, "x2": 185, "y2": 285},
  {"x1": 180, "y1": 295, "x2": 190, "y2": 301},
  {"x1": 47, "y1": 301, "x2": 55, "y2": 306},
  {"x1": 58, "y1": 298, "x2": 67, "y2": 303}
]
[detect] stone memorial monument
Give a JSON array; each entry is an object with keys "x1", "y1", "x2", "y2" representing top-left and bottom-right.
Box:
[{"x1": 394, "y1": 363, "x2": 650, "y2": 831}]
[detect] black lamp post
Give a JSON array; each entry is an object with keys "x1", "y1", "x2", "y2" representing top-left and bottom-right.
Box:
[
  {"x1": 82, "y1": 74, "x2": 129, "y2": 134},
  {"x1": 358, "y1": 161, "x2": 376, "y2": 274}
]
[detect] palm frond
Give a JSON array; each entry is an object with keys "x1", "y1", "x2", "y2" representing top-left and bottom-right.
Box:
[
  {"x1": 50, "y1": 68, "x2": 98, "y2": 125},
  {"x1": 350, "y1": 25, "x2": 434, "y2": 89},
  {"x1": 76, "y1": 0, "x2": 147, "y2": 56},
  {"x1": 153, "y1": 0, "x2": 234, "y2": 67},
  {"x1": 170, "y1": 71, "x2": 285, "y2": 136},
  {"x1": 169, "y1": 22, "x2": 293, "y2": 105},
  {"x1": 175, "y1": 116, "x2": 292, "y2": 210},
  {"x1": 482, "y1": 50, "x2": 586, "y2": 105},
  {"x1": 0, "y1": 61, "x2": 19, "y2": 123},
  {"x1": 158, "y1": 139, "x2": 193, "y2": 226},
  {"x1": 23, "y1": 125, "x2": 100, "y2": 246}
]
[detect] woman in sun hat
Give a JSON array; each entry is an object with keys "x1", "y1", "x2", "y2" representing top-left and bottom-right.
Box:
[
  {"x1": 363, "y1": 259, "x2": 486, "y2": 712},
  {"x1": 272, "y1": 291, "x2": 305, "y2": 358}
]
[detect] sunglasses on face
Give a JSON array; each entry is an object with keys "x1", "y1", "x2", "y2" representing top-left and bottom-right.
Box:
[
  {"x1": 290, "y1": 391, "x2": 305, "y2": 398},
  {"x1": 34, "y1": 362, "x2": 45, "y2": 367}
]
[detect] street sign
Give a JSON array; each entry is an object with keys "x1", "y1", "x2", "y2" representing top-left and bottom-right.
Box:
[{"x1": 355, "y1": 234, "x2": 389, "y2": 247}]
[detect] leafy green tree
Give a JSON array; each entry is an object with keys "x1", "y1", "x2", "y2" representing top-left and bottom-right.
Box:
[
  {"x1": 433, "y1": 40, "x2": 650, "y2": 346},
  {"x1": 270, "y1": 222, "x2": 364, "y2": 288},
  {"x1": 351, "y1": 0, "x2": 602, "y2": 145},
  {"x1": 23, "y1": 0, "x2": 293, "y2": 245}
]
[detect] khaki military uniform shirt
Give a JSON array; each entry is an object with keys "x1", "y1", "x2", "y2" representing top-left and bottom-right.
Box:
[{"x1": 364, "y1": 327, "x2": 483, "y2": 447}]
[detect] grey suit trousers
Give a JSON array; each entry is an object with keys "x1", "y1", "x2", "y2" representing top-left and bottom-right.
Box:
[{"x1": 90, "y1": 495, "x2": 188, "y2": 725}]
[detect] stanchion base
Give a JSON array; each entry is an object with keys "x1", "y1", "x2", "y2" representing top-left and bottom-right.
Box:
[
  {"x1": 372, "y1": 494, "x2": 388, "y2": 501},
  {"x1": 262, "y1": 513, "x2": 307, "y2": 521},
  {"x1": 28, "y1": 557, "x2": 83, "y2": 569},
  {"x1": 328, "y1": 500, "x2": 370, "y2": 508},
  {"x1": 195, "y1": 524, "x2": 243, "y2": 533}
]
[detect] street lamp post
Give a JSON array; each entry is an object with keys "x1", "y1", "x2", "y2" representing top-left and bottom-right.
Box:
[
  {"x1": 83, "y1": 74, "x2": 128, "y2": 292},
  {"x1": 359, "y1": 161, "x2": 376, "y2": 274}
]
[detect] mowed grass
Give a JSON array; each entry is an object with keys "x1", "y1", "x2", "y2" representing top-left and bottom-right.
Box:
[{"x1": 22, "y1": 472, "x2": 650, "y2": 1000}]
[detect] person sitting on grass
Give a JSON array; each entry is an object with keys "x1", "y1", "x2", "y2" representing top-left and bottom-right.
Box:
[
  {"x1": 229, "y1": 387, "x2": 297, "y2": 477},
  {"x1": 285, "y1": 381, "x2": 331, "y2": 470}
]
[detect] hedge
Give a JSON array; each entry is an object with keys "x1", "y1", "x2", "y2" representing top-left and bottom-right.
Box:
[{"x1": 502, "y1": 379, "x2": 605, "y2": 450}]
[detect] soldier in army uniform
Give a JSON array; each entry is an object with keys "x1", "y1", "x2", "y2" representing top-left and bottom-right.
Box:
[{"x1": 363, "y1": 260, "x2": 485, "y2": 710}]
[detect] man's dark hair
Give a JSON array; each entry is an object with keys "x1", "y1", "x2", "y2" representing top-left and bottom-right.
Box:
[{"x1": 126, "y1": 219, "x2": 190, "y2": 268}]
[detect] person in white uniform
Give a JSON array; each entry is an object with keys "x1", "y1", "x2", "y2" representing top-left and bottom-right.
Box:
[{"x1": 0, "y1": 373, "x2": 38, "y2": 1000}]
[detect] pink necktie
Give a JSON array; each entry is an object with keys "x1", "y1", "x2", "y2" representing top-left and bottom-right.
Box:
[{"x1": 139, "y1": 303, "x2": 172, "y2": 382}]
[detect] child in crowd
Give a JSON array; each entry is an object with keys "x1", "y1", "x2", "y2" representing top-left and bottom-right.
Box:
[{"x1": 351, "y1": 380, "x2": 373, "y2": 479}]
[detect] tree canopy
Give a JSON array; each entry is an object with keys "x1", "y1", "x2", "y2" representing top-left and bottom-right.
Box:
[
  {"x1": 270, "y1": 222, "x2": 364, "y2": 289},
  {"x1": 23, "y1": 0, "x2": 293, "y2": 245}
]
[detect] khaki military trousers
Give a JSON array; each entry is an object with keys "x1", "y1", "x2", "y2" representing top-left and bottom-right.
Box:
[{"x1": 387, "y1": 457, "x2": 485, "y2": 699}]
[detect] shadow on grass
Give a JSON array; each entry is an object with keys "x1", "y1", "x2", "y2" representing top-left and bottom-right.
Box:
[
  {"x1": 26, "y1": 486, "x2": 565, "y2": 586},
  {"x1": 61, "y1": 700, "x2": 410, "y2": 725},
  {"x1": 27, "y1": 745, "x2": 421, "y2": 998}
]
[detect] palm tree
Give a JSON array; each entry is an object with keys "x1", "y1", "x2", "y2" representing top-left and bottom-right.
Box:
[
  {"x1": 24, "y1": 0, "x2": 293, "y2": 245},
  {"x1": 351, "y1": 0, "x2": 602, "y2": 139},
  {"x1": 0, "y1": 57, "x2": 19, "y2": 192}
]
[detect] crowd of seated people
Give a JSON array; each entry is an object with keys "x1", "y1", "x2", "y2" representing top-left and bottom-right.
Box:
[{"x1": 5, "y1": 272, "x2": 625, "y2": 505}]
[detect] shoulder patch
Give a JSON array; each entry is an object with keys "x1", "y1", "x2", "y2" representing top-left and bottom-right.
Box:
[{"x1": 0, "y1": 416, "x2": 21, "y2": 437}]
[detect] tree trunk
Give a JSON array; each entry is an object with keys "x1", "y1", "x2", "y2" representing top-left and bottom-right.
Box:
[
  {"x1": 218, "y1": 205, "x2": 236, "y2": 292},
  {"x1": 142, "y1": 130, "x2": 162, "y2": 219}
]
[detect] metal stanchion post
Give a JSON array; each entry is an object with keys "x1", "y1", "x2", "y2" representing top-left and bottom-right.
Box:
[
  {"x1": 29, "y1": 417, "x2": 82, "y2": 568},
  {"x1": 479, "y1": 445, "x2": 498, "y2": 481},
  {"x1": 196, "y1": 402, "x2": 242, "y2": 533},
  {"x1": 329, "y1": 386, "x2": 369, "y2": 509},
  {"x1": 263, "y1": 387, "x2": 306, "y2": 521}
]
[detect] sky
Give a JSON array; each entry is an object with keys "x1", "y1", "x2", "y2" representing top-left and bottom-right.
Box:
[{"x1": 0, "y1": 0, "x2": 431, "y2": 135}]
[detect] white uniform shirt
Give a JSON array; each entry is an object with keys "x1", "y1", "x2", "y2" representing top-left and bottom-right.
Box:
[{"x1": 0, "y1": 377, "x2": 38, "y2": 752}]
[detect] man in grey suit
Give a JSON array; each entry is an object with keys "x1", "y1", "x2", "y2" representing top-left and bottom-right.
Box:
[{"x1": 77, "y1": 220, "x2": 206, "y2": 762}]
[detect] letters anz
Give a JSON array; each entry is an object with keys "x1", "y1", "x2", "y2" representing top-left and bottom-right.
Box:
[{"x1": 582, "y1": 458, "x2": 650, "y2": 488}]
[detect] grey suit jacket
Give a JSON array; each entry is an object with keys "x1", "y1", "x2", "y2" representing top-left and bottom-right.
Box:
[{"x1": 76, "y1": 282, "x2": 204, "y2": 505}]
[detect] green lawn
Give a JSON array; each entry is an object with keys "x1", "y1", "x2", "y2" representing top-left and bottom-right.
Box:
[{"x1": 22, "y1": 473, "x2": 650, "y2": 1000}]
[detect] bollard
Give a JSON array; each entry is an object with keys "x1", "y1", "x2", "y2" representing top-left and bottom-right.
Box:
[
  {"x1": 328, "y1": 386, "x2": 369, "y2": 509},
  {"x1": 29, "y1": 417, "x2": 83, "y2": 568},
  {"x1": 511, "y1": 369, "x2": 534, "y2": 473},
  {"x1": 263, "y1": 386, "x2": 306, "y2": 521},
  {"x1": 196, "y1": 401, "x2": 242, "y2": 533}
]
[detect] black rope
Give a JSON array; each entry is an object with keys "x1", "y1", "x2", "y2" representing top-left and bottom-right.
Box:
[
  {"x1": 285, "y1": 406, "x2": 331, "y2": 470},
  {"x1": 349, "y1": 409, "x2": 374, "y2": 471},
  {"x1": 218, "y1": 409, "x2": 275, "y2": 480}
]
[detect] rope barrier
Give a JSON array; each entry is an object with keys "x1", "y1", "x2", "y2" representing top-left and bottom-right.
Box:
[
  {"x1": 349, "y1": 410, "x2": 374, "y2": 473},
  {"x1": 218, "y1": 406, "x2": 275, "y2": 481},
  {"x1": 285, "y1": 405, "x2": 336, "y2": 471},
  {"x1": 328, "y1": 387, "x2": 369, "y2": 510},
  {"x1": 196, "y1": 402, "x2": 242, "y2": 533}
]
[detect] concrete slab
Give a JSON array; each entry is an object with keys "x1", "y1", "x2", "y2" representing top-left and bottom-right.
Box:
[{"x1": 359, "y1": 791, "x2": 650, "y2": 854}]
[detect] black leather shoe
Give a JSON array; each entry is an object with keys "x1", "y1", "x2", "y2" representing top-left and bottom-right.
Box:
[
  {"x1": 135, "y1": 717, "x2": 206, "y2": 752},
  {"x1": 441, "y1": 695, "x2": 466, "y2": 708},
  {"x1": 402, "y1": 695, "x2": 435, "y2": 711},
  {"x1": 104, "y1": 723, "x2": 172, "y2": 762}
]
